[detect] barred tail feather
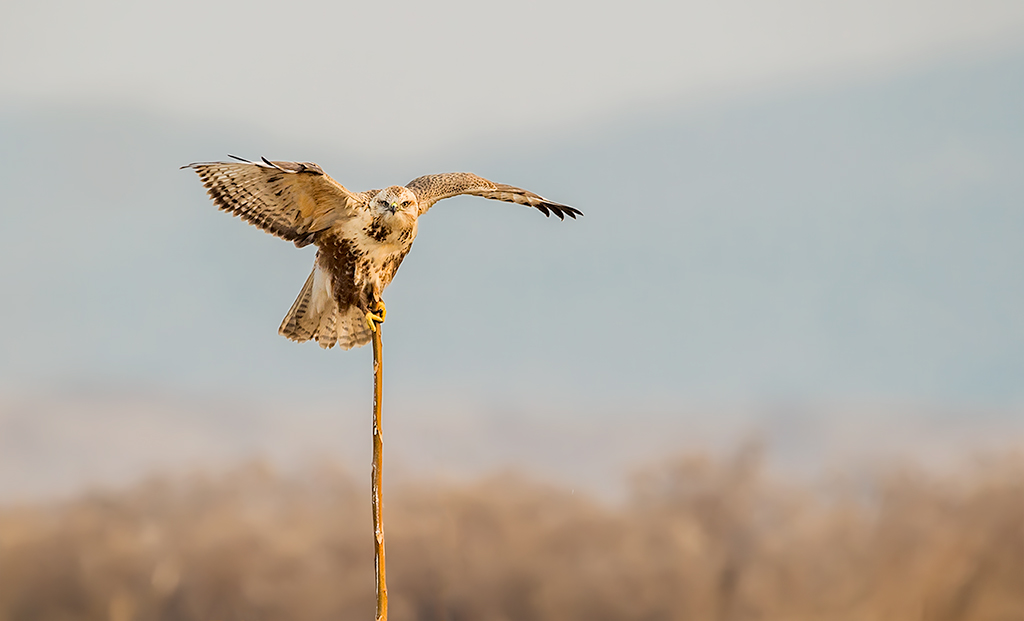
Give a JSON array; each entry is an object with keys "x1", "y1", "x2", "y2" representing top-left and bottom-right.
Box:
[
  {"x1": 334, "y1": 305, "x2": 373, "y2": 350},
  {"x1": 314, "y1": 308, "x2": 338, "y2": 349},
  {"x1": 279, "y1": 270, "x2": 319, "y2": 342},
  {"x1": 278, "y1": 267, "x2": 373, "y2": 350}
]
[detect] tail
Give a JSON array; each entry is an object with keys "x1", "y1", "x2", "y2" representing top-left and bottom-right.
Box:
[{"x1": 278, "y1": 269, "x2": 373, "y2": 350}]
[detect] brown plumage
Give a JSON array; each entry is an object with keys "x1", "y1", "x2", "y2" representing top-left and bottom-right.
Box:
[
  {"x1": 406, "y1": 172, "x2": 581, "y2": 219},
  {"x1": 184, "y1": 156, "x2": 581, "y2": 349}
]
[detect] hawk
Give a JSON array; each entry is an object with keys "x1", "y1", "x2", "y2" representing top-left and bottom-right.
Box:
[{"x1": 184, "y1": 156, "x2": 581, "y2": 350}]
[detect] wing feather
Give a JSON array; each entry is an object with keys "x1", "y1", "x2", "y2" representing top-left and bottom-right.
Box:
[
  {"x1": 406, "y1": 172, "x2": 581, "y2": 220},
  {"x1": 183, "y1": 157, "x2": 368, "y2": 246}
]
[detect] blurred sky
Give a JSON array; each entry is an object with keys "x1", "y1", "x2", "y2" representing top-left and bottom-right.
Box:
[
  {"x1": 2, "y1": 0, "x2": 1024, "y2": 499},
  {"x1": 4, "y1": 0, "x2": 1024, "y2": 154}
]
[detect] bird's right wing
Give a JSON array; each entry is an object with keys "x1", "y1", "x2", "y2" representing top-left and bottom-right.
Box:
[{"x1": 183, "y1": 156, "x2": 368, "y2": 247}]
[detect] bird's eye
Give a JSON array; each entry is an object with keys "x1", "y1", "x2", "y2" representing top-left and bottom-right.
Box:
[{"x1": 401, "y1": 200, "x2": 411, "y2": 208}]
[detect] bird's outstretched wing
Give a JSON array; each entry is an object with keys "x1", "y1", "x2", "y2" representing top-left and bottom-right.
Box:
[
  {"x1": 405, "y1": 172, "x2": 581, "y2": 220},
  {"x1": 183, "y1": 156, "x2": 368, "y2": 247}
]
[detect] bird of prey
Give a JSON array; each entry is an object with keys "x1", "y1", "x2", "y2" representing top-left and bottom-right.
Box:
[{"x1": 184, "y1": 156, "x2": 581, "y2": 350}]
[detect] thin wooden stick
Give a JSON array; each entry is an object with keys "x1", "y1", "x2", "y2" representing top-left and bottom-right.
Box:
[{"x1": 371, "y1": 322, "x2": 388, "y2": 621}]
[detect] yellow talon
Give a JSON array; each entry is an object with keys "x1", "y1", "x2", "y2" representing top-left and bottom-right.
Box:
[
  {"x1": 365, "y1": 300, "x2": 386, "y2": 332},
  {"x1": 365, "y1": 311, "x2": 383, "y2": 332}
]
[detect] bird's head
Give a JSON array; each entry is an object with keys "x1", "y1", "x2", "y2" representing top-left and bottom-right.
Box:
[{"x1": 372, "y1": 186, "x2": 418, "y2": 218}]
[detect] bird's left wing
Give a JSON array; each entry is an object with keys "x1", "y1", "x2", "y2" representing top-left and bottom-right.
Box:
[
  {"x1": 183, "y1": 156, "x2": 368, "y2": 247},
  {"x1": 406, "y1": 172, "x2": 581, "y2": 220}
]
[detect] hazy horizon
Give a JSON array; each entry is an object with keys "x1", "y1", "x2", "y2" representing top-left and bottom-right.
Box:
[{"x1": 2, "y1": 2, "x2": 1023, "y2": 503}]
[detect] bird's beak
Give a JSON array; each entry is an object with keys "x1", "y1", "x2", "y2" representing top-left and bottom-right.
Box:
[{"x1": 389, "y1": 202, "x2": 398, "y2": 213}]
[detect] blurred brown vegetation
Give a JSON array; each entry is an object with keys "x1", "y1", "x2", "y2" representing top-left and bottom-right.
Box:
[{"x1": 1, "y1": 448, "x2": 1022, "y2": 621}]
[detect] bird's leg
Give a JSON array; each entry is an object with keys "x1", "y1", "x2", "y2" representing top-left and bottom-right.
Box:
[{"x1": 364, "y1": 299, "x2": 387, "y2": 332}]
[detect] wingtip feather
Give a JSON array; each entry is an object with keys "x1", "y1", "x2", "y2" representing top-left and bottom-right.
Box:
[{"x1": 261, "y1": 156, "x2": 288, "y2": 171}]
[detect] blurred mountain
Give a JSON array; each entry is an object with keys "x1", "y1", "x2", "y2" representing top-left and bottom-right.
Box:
[
  {"x1": 1, "y1": 49, "x2": 1021, "y2": 408},
  {"x1": 2, "y1": 48, "x2": 1024, "y2": 500}
]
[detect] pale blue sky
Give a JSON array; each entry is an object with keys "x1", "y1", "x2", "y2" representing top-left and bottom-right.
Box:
[
  {"x1": 1, "y1": 1, "x2": 1023, "y2": 499},
  {"x1": 4, "y1": 0, "x2": 1024, "y2": 153}
]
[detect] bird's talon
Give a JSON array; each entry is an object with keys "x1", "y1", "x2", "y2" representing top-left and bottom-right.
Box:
[
  {"x1": 365, "y1": 310, "x2": 384, "y2": 332},
  {"x1": 372, "y1": 301, "x2": 387, "y2": 323}
]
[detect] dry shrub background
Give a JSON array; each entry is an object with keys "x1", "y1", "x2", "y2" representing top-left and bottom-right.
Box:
[{"x1": 1, "y1": 447, "x2": 1022, "y2": 621}]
